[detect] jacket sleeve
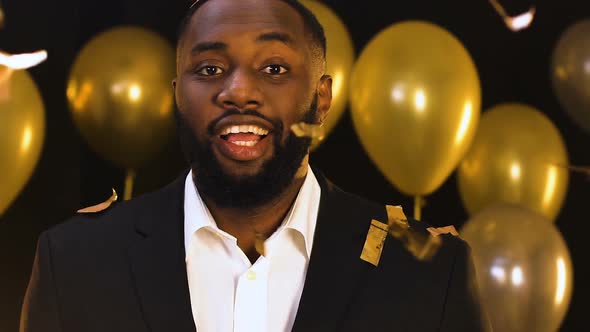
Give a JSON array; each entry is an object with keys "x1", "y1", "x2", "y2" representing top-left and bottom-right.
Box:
[
  {"x1": 439, "y1": 239, "x2": 493, "y2": 332},
  {"x1": 19, "y1": 231, "x2": 63, "y2": 332}
]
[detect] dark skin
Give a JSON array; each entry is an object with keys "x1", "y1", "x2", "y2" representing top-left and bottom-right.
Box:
[{"x1": 173, "y1": 0, "x2": 332, "y2": 262}]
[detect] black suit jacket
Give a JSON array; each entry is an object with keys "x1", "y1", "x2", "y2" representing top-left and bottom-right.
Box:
[{"x1": 20, "y1": 168, "x2": 490, "y2": 332}]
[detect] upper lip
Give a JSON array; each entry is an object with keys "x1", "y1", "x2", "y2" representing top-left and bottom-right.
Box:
[{"x1": 213, "y1": 115, "x2": 274, "y2": 136}]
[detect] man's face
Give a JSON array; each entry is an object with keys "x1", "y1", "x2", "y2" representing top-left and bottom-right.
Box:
[{"x1": 174, "y1": 0, "x2": 331, "y2": 207}]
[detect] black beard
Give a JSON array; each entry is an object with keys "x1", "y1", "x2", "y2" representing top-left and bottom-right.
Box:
[{"x1": 175, "y1": 97, "x2": 317, "y2": 209}]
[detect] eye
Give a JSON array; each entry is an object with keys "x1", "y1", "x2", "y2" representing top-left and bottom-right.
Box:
[
  {"x1": 262, "y1": 64, "x2": 289, "y2": 75},
  {"x1": 196, "y1": 65, "x2": 224, "y2": 76}
]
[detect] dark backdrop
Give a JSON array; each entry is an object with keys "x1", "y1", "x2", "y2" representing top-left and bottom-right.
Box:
[{"x1": 1, "y1": 1, "x2": 588, "y2": 331}]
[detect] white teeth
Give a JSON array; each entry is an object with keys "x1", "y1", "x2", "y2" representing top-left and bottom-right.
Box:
[
  {"x1": 231, "y1": 140, "x2": 257, "y2": 147},
  {"x1": 220, "y1": 125, "x2": 269, "y2": 136}
]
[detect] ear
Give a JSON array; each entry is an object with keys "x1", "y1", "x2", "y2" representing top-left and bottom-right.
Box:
[{"x1": 316, "y1": 74, "x2": 332, "y2": 124}]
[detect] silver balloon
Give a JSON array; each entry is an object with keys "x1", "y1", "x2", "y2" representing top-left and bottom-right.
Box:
[
  {"x1": 551, "y1": 19, "x2": 590, "y2": 133},
  {"x1": 461, "y1": 204, "x2": 573, "y2": 332}
]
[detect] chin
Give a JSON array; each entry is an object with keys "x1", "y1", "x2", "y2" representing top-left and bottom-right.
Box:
[
  {"x1": 213, "y1": 152, "x2": 271, "y2": 178},
  {"x1": 222, "y1": 164, "x2": 266, "y2": 180}
]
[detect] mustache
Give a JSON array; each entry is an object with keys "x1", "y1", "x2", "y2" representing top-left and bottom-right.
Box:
[{"x1": 206, "y1": 108, "x2": 284, "y2": 136}]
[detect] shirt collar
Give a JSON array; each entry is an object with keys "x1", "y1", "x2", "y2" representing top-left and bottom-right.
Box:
[
  {"x1": 279, "y1": 166, "x2": 320, "y2": 257},
  {"x1": 183, "y1": 165, "x2": 321, "y2": 258},
  {"x1": 184, "y1": 169, "x2": 230, "y2": 256}
]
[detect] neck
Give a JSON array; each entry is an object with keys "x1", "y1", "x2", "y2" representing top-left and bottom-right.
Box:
[{"x1": 199, "y1": 160, "x2": 309, "y2": 263}]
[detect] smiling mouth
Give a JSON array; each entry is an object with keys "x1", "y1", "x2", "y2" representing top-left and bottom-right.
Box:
[{"x1": 219, "y1": 124, "x2": 270, "y2": 147}]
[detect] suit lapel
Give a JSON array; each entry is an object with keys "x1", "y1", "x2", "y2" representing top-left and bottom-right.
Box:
[
  {"x1": 292, "y1": 169, "x2": 387, "y2": 332},
  {"x1": 127, "y1": 171, "x2": 196, "y2": 332}
]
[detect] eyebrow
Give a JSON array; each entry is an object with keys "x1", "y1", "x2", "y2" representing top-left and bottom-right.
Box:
[
  {"x1": 190, "y1": 31, "x2": 296, "y2": 55},
  {"x1": 255, "y1": 32, "x2": 296, "y2": 47},
  {"x1": 191, "y1": 41, "x2": 227, "y2": 55}
]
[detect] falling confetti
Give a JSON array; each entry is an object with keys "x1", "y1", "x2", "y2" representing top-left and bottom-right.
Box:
[
  {"x1": 291, "y1": 122, "x2": 325, "y2": 146},
  {"x1": 0, "y1": 50, "x2": 47, "y2": 70},
  {"x1": 489, "y1": 0, "x2": 536, "y2": 31}
]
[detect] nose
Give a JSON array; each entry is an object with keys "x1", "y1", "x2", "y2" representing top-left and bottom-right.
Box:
[{"x1": 217, "y1": 68, "x2": 263, "y2": 110}]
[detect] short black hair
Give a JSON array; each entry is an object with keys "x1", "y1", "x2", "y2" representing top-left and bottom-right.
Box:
[{"x1": 176, "y1": 0, "x2": 327, "y2": 59}]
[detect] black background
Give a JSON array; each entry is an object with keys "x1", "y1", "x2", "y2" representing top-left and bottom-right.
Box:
[{"x1": 1, "y1": 0, "x2": 589, "y2": 331}]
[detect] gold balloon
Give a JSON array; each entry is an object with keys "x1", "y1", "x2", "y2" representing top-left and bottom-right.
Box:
[
  {"x1": 0, "y1": 67, "x2": 45, "y2": 215},
  {"x1": 457, "y1": 103, "x2": 569, "y2": 221},
  {"x1": 461, "y1": 203, "x2": 573, "y2": 332},
  {"x1": 300, "y1": 0, "x2": 355, "y2": 151},
  {"x1": 551, "y1": 19, "x2": 590, "y2": 133},
  {"x1": 67, "y1": 26, "x2": 175, "y2": 169},
  {"x1": 349, "y1": 21, "x2": 481, "y2": 196}
]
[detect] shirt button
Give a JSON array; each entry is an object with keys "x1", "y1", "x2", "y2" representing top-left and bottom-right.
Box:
[{"x1": 246, "y1": 270, "x2": 257, "y2": 280}]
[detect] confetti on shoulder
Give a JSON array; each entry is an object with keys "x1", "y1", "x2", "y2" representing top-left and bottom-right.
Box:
[
  {"x1": 77, "y1": 188, "x2": 118, "y2": 213},
  {"x1": 426, "y1": 225, "x2": 460, "y2": 237}
]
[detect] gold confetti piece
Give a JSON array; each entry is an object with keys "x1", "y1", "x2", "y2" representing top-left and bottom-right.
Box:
[
  {"x1": 290, "y1": 122, "x2": 325, "y2": 145},
  {"x1": 385, "y1": 204, "x2": 409, "y2": 239},
  {"x1": 386, "y1": 205, "x2": 407, "y2": 222},
  {"x1": 360, "y1": 219, "x2": 390, "y2": 266},
  {"x1": 426, "y1": 225, "x2": 460, "y2": 237},
  {"x1": 385, "y1": 204, "x2": 442, "y2": 261},
  {"x1": 77, "y1": 188, "x2": 118, "y2": 213},
  {"x1": 254, "y1": 232, "x2": 266, "y2": 257},
  {"x1": 360, "y1": 204, "x2": 445, "y2": 264},
  {"x1": 414, "y1": 235, "x2": 442, "y2": 261}
]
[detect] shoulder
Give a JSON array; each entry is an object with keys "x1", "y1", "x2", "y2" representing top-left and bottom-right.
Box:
[
  {"x1": 403, "y1": 216, "x2": 472, "y2": 263},
  {"x1": 43, "y1": 172, "x2": 185, "y2": 249},
  {"x1": 47, "y1": 193, "x2": 143, "y2": 239},
  {"x1": 42, "y1": 193, "x2": 143, "y2": 253},
  {"x1": 334, "y1": 183, "x2": 469, "y2": 256},
  {"x1": 320, "y1": 172, "x2": 470, "y2": 262}
]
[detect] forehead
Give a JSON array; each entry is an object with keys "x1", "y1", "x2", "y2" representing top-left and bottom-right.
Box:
[{"x1": 184, "y1": 0, "x2": 307, "y2": 50}]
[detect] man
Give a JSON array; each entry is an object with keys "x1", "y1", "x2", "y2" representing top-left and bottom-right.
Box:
[{"x1": 20, "y1": 0, "x2": 490, "y2": 331}]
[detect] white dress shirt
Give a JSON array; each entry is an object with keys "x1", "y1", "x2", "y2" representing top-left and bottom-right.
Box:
[{"x1": 184, "y1": 166, "x2": 321, "y2": 332}]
